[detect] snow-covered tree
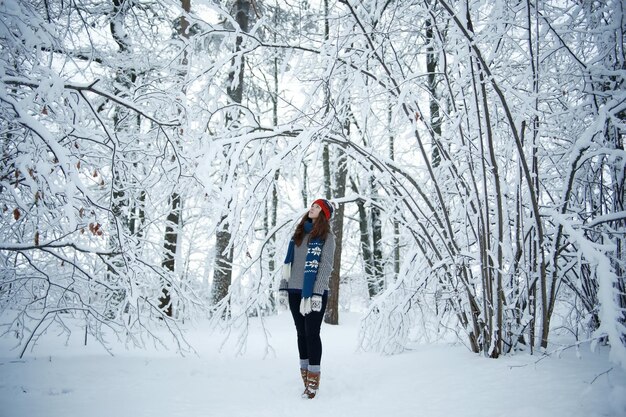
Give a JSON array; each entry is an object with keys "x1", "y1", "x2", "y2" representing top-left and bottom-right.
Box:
[{"x1": 0, "y1": 0, "x2": 204, "y2": 355}]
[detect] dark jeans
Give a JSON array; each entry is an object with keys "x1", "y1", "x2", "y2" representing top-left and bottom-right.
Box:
[{"x1": 288, "y1": 292, "x2": 328, "y2": 366}]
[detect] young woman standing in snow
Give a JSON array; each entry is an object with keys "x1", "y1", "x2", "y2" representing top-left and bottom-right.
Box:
[{"x1": 279, "y1": 199, "x2": 336, "y2": 399}]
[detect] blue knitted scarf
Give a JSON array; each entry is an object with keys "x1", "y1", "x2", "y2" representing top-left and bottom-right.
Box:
[{"x1": 284, "y1": 221, "x2": 325, "y2": 298}]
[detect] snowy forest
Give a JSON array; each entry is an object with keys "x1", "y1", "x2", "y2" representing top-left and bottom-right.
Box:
[{"x1": 1, "y1": 0, "x2": 625, "y2": 368}]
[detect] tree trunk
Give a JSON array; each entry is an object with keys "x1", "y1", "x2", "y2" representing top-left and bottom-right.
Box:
[
  {"x1": 351, "y1": 186, "x2": 376, "y2": 298},
  {"x1": 158, "y1": 0, "x2": 191, "y2": 317},
  {"x1": 426, "y1": 15, "x2": 442, "y2": 168},
  {"x1": 389, "y1": 105, "x2": 400, "y2": 278},
  {"x1": 325, "y1": 145, "x2": 347, "y2": 325},
  {"x1": 371, "y1": 184, "x2": 384, "y2": 293},
  {"x1": 211, "y1": 0, "x2": 250, "y2": 306},
  {"x1": 160, "y1": 192, "x2": 181, "y2": 316},
  {"x1": 107, "y1": 0, "x2": 138, "y2": 318}
]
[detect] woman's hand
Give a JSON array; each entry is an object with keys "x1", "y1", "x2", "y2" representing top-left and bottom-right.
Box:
[
  {"x1": 311, "y1": 295, "x2": 322, "y2": 312},
  {"x1": 300, "y1": 297, "x2": 312, "y2": 315},
  {"x1": 278, "y1": 291, "x2": 289, "y2": 311}
]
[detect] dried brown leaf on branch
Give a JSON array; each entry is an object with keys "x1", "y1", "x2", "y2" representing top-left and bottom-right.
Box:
[{"x1": 89, "y1": 222, "x2": 103, "y2": 236}]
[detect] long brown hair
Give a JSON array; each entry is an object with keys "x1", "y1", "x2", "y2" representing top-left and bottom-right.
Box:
[{"x1": 293, "y1": 212, "x2": 331, "y2": 246}]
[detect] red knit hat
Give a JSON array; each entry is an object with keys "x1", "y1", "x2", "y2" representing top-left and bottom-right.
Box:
[{"x1": 313, "y1": 199, "x2": 334, "y2": 220}]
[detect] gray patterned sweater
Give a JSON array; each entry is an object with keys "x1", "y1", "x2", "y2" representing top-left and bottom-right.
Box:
[{"x1": 280, "y1": 232, "x2": 336, "y2": 296}]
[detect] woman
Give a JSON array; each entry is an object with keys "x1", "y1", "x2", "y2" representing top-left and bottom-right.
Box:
[{"x1": 279, "y1": 199, "x2": 336, "y2": 399}]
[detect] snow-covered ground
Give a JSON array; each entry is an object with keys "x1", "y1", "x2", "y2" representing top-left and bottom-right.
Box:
[{"x1": 1, "y1": 312, "x2": 625, "y2": 417}]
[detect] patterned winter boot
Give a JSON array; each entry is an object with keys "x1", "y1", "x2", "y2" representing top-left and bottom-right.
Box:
[
  {"x1": 300, "y1": 368, "x2": 308, "y2": 389},
  {"x1": 302, "y1": 371, "x2": 320, "y2": 399}
]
